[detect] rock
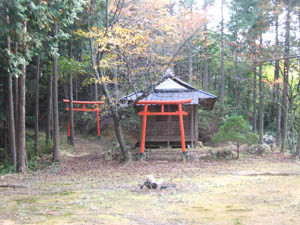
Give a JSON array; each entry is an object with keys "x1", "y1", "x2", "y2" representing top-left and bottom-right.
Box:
[
  {"x1": 263, "y1": 135, "x2": 275, "y2": 144},
  {"x1": 104, "y1": 151, "x2": 113, "y2": 161},
  {"x1": 175, "y1": 155, "x2": 183, "y2": 162},
  {"x1": 224, "y1": 144, "x2": 236, "y2": 152},
  {"x1": 248, "y1": 144, "x2": 271, "y2": 155},
  {"x1": 216, "y1": 149, "x2": 233, "y2": 159},
  {"x1": 240, "y1": 144, "x2": 250, "y2": 152},
  {"x1": 140, "y1": 175, "x2": 164, "y2": 189},
  {"x1": 261, "y1": 144, "x2": 271, "y2": 152},
  {"x1": 270, "y1": 143, "x2": 277, "y2": 152},
  {"x1": 197, "y1": 141, "x2": 204, "y2": 148},
  {"x1": 146, "y1": 175, "x2": 156, "y2": 184}
]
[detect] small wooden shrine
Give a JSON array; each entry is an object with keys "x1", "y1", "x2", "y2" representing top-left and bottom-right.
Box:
[{"x1": 120, "y1": 74, "x2": 217, "y2": 153}]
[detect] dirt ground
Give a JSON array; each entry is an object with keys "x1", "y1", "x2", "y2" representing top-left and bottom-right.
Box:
[{"x1": 1, "y1": 135, "x2": 300, "y2": 225}]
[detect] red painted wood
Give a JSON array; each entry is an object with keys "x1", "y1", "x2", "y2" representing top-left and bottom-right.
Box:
[
  {"x1": 137, "y1": 98, "x2": 191, "y2": 154},
  {"x1": 138, "y1": 111, "x2": 188, "y2": 116},
  {"x1": 63, "y1": 99, "x2": 104, "y2": 104},
  {"x1": 65, "y1": 108, "x2": 102, "y2": 112},
  {"x1": 178, "y1": 104, "x2": 186, "y2": 152},
  {"x1": 140, "y1": 104, "x2": 148, "y2": 154},
  {"x1": 136, "y1": 98, "x2": 192, "y2": 105},
  {"x1": 96, "y1": 111, "x2": 100, "y2": 137},
  {"x1": 63, "y1": 99, "x2": 104, "y2": 138}
]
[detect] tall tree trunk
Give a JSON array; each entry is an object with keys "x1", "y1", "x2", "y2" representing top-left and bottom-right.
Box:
[
  {"x1": 188, "y1": 39, "x2": 193, "y2": 84},
  {"x1": 34, "y1": 55, "x2": 40, "y2": 155},
  {"x1": 258, "y1": 35, "x2": 264, "y2": 144},
  {"x1": 14, "y1": 43, "x2": 19, "y2": 135},
  {"x1": 68, "y1": 40, "x2": 74, "y2": 145},
  {"x1": 220, "y1": 0, "x2": 225, "y2": 108},
  {"x1": 112, "y1": 111, "x2": 130, "y2": 161},
  {"x1": 52, "y1": 23, "x2": 60, "y2": 162},
  {"x1": 295, "y1": 118, "x2": 300, "y2": 157},
  {"x1": 274, "y1": 6, "x2": 281, "y2": 145},
  {"x1": 6, "y1": 7, "x2": 17, "y2": 166},
  {"x1": 17, "y1": 21, "x2": 27, "y2": 172},
  {"x1": 203, "y1": 6, "x2": 209, "y2": 91},
  {"x1": 281, "y1": 0, "x2": 291, "y2": 153},
  {"x1": 8, "y1": 72, "x2": 16, "y2": 166},
  {"x1": 88, "y1": 0, "x2": 130, "y2": 162},
  {"x1": 46, "y1": 74, "x2": 53, "y2": 145},
  {"x1": 64, "y1": 83, "x2": 68, "y2": 99},
  {"x1": 294, "y1": 11, "x2": 300, "y2": 157},
  {"x1": 234, "y1": 48, "x2": 239, "y2": 105},
  {"x1": 113, "y1": 66, "x2": 118, "y2": 100},
  {"x1": 253, "y1": 65, "x2": 257, "y2": 133},
  {"x1": 75, "y1": 77, "x2": 78, "y2": 100},
  {"x1": 94, "y1": 82, "x2": 98, "y2": 100},
  {"x1": 5, "y1": 106, "x2": 8, "y2": 161}
]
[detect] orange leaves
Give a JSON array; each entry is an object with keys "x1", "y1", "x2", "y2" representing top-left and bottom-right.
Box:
[
  {"x1": 40, "y1": 0, "x2": 47, "y2": 5},
  {"x1": 77, "y1": 0, "x2": 209, "y2": 74},
  {"x1": 262, "y1": 78, "x2": 283, "y2": 89},
  {"x1": 177, "y1": 10, "x2": 205, "y2": 40}
]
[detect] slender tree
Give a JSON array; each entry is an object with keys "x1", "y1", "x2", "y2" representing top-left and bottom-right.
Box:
[
  {"x1": 294, "y1": 9, "x2": 300, "y2": 157},
  {"x1": 34, "y1": 55, "x2": 40, "y2": 155},
  {"x1": 274, "y1": 0, "x2": 281, "y2": 145},
  {"x1": 258, "y1": 35, "x2": 264, "y2": 144},
  {"x1": 13, "y1": 43, "x2": 19, "y2": 144},
  {"x1": 253, "y1": 65, "x2": 257, "y2": 133},
  {"x1": 68, "y1": 40, "x2": 75, "y2": 145},
  {"x1": 17, "y1": 20, "x2": 27, "y2": 172},
  {"x1": 281, "y1": 0, "x2": 292, "y2": 153},
  {"x1": 220, "y1": 0, "x2": 225, "y2": 108},
  {"x1": 46, "y1": 73, "x2": 53, "y2": 145},
  {"x1": 5, "y1": 6, "x2": 17, "y2": 166},
  {"x1": 203, "y1": 1, "x2": 209, "y2": 91},
  {"x1": 52, "y1": 22, "x2": 59, "y2": 162}
]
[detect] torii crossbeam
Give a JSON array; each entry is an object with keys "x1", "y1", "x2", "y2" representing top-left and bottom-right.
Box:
[
  {"x1": 136, "y1": 98, "x2": 192, "y2": 155},
  {"x1": 63, "y1": 99, "x2": 104, "y2": 139}
]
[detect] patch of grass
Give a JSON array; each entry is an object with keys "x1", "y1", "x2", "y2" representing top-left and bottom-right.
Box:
[
  {"x1": 15, "y1": 196, "x2": 39, "y2": 205},
  {"x1": 2, "y1": 135, "x2": 300, "y2": 225},
  {"x1": 233, "y1": 218, "x2": 244, "y2": 225},
  {"x1": 226, "y1": 208, "x2": 253, "y2": 212}
]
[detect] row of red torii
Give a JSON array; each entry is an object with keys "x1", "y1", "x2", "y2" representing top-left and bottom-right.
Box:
[{"x1": 63, "y1": 98, "x2": 192, "y2": 155}]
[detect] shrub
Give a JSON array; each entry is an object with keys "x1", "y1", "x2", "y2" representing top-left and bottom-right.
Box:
[{"x1": 212, "y1": 115, "x2": 258, "y2": 159}]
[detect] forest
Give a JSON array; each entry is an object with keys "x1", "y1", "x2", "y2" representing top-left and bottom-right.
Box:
[
  {"x1": 1, "y1": 0, "x2": 300, "y2": 171},
  {"x1": 1, "y1": 0, "x2": 300, "y2": 224}
]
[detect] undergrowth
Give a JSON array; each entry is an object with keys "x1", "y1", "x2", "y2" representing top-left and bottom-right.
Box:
[{"x1": 0, "y1": 132, "x2": 53, "y2": 175}]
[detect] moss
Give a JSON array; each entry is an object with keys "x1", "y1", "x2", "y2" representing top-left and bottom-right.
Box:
[{"x1": 2, "y1": 156, "x2": 300, "y2": 225}]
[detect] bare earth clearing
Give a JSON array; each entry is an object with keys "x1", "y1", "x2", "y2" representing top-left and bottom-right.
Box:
[{"x1": 1, "y1": 135, "x2": 300, "y2": 225}]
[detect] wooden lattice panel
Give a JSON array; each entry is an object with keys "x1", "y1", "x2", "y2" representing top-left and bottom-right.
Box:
[{"x1": 142, "y1": 105, "x2": 193, "y2": 141}]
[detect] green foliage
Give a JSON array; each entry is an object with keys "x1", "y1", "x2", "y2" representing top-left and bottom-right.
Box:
[
  {"x1": 0, "y1": 133, "x2": 53, "y2": 175},
  {"x1": 212, "y1": 115, "x2": 258, "y2": 146},
  {"x1": 58, "y1": 56, "x2": 89, "y2": 80},
  {"x1": 0, "y1": 162, "x2": 16, "y2": 175},
  {"x1": 25, "y1": 134, "x2": 52, "y2": 160}
]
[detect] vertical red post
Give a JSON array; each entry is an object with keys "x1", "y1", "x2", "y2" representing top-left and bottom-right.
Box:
[
  {"x1": 140, "y1": 104, "x2": 148, "y2": 154},
  {"x1": 96, "y1": 109, "x2": 100, "y2": 138},
  {"x1": 178, "y1": 104, "x2": 186, "y2": 153}
]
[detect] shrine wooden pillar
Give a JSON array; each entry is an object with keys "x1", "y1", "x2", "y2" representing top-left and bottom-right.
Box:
[
  {"x1": 140, "y1": 104, "x2": 148, "y2": 154},
  {"x1": 137, "y1": 98, "x2": 192, "y2": 155},
  {"x1": 178, "y1": 104, "x2": 186, "y2": 153},
  {"x1": 63, "y1": 99, "x2": 104, "y2": 139}
]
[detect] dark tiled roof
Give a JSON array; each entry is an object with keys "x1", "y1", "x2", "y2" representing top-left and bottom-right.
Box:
[{"x1": 120, "y1": 75, "x2": 217, "y2": 109}]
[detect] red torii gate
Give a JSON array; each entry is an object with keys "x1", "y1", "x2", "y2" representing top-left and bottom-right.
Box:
[
  {"x1": 136, "y1": 98, "x2": 192, "y2": 155},
  {"x1": 63, "y1": 99, "x2": 104, "y2": 139}
]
